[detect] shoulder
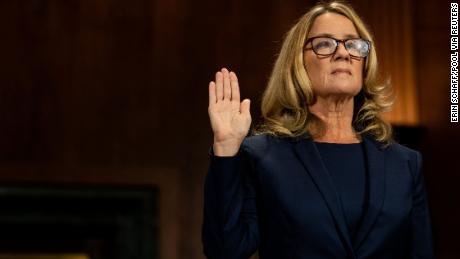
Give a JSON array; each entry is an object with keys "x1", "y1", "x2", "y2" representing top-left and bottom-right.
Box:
[
  {"x1": 385, "y1": 141, "x2": 423, "y2": 177},
  {"x1": 240, "y1": 133, "x2": 292, "y2": 157},
  {"x1": 240, "y1": 134, "x2": 271, "y2": 154},
  {"x1": 387, "y1": 142, "x2": 421, "y2": 160},
  {"x1": 386, "y1": 141, "x2": 421, "y2": 160}
]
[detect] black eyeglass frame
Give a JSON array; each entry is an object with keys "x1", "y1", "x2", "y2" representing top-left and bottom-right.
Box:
[{"x1": 304, "y1": 36, "x2": 372, "y2": 58}]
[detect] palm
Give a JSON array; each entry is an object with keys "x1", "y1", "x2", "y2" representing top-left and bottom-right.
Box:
[{"x1": 208, "y1": 68, "x2": 251, "y2": 146}]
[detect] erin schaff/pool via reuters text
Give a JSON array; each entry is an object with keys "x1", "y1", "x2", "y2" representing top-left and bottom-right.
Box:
[{"x1": 451, "y1": 3, "x2": 459, "y2": 122}]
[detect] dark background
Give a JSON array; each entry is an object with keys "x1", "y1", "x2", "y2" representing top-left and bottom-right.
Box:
[{"x1": 0, "y1": 0, "x2": 458, "y2": 258}]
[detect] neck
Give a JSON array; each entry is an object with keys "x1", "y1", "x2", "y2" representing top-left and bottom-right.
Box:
[{"x1": 308, "y1": 95, "x2": 360, "y2": 143}]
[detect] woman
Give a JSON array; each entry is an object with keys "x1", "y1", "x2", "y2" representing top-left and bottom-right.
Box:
[{"x1": 202, "y1": 1, "x2": 434, "y2": 259}]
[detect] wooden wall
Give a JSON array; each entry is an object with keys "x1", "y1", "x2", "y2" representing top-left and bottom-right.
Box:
[
  {"x1": 0, "y1": 0, "x2": 458, "y2": 258},
  {"x1": 414, "y1": 1, "x2": 459, "y2": 258}
]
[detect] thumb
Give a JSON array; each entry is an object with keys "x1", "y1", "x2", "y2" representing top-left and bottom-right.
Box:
[{"x1": 240, "y1": 99, "x2": 251, "y2": 115}]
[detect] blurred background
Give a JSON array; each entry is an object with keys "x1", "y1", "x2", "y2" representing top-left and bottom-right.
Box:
[{"x1": 0, "y1": 0, "x2": 458, "y2": 258}]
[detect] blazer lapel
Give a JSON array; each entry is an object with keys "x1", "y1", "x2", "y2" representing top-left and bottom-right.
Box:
[
  {"x1": 352, "y1": 134, "x2": 386, "y2": 251},
  {"x1": 293, "y1": 137, "x2": 356, "y2": 258}
]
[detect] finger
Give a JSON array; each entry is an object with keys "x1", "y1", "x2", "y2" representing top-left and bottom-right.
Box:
[
  {"x1": 209, "y1": 81, "x2": 216, "y2": 106},
  {"x1": 222, "y1": 68, "x2": 231, "y2": 100},
  {"x1": 241, "y1": 99, "x2": 251, "y2": 115},
  {"x1": 229, "y1": 71, "x2": 240, "y2": 103},
  {"x1": 215, "y1": 71, "x2": 223, "y2": 100}
]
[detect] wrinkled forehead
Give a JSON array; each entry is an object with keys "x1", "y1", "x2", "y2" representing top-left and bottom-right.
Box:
[{"x1": 307, "y1": 12, "x2": 359, "y2": 39}]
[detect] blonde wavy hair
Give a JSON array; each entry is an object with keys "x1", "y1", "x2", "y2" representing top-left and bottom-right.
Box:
[{"x1": 256, "y1": 1, "x2": 394, "y2": 145}]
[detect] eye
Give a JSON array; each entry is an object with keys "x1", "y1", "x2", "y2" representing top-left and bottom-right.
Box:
[
  {"x1": 345, "y1": 39, "x2": 370, "y2": 57},
  {"x1": 314, "y1": 39, "x2": 334, "y2": 49},
  {"x1": 346, "y1": 39, "x2": 367, "y2": 51},
  {"x1": 346, "y1": 41, "x2": 359, "y2": 49}
]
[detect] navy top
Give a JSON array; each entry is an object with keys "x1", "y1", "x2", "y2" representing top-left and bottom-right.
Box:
[{"x1": 314, "y1": 141, "x2": 368, "y2": 242}]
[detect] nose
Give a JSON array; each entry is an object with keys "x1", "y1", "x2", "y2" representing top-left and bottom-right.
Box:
[{"x1": 333, "y1": 41, "x2": 350, "y2": 60}]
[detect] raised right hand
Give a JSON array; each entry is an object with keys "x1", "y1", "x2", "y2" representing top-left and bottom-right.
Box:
[{"x1": 208, "y1": 68, "x2": 251, "y2": 156}]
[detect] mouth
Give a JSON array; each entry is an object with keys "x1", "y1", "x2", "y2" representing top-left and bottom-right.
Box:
[{"x1": 331, "y1": 68, "x2": 352, "y2": 75}]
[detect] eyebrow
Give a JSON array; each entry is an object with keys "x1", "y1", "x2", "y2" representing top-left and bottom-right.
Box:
[{"x1": 308, "y1": 33, "x2": 360, "y2": 39}]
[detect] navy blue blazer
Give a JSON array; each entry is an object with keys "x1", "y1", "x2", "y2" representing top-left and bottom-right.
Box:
[{"x1": 202, "y1": 133, "x2": 435, "y2": 259}]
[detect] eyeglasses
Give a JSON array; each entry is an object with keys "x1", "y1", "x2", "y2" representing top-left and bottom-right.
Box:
[{"x1": 304, "y1": 36, "x2": 371, "y2": 58}]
